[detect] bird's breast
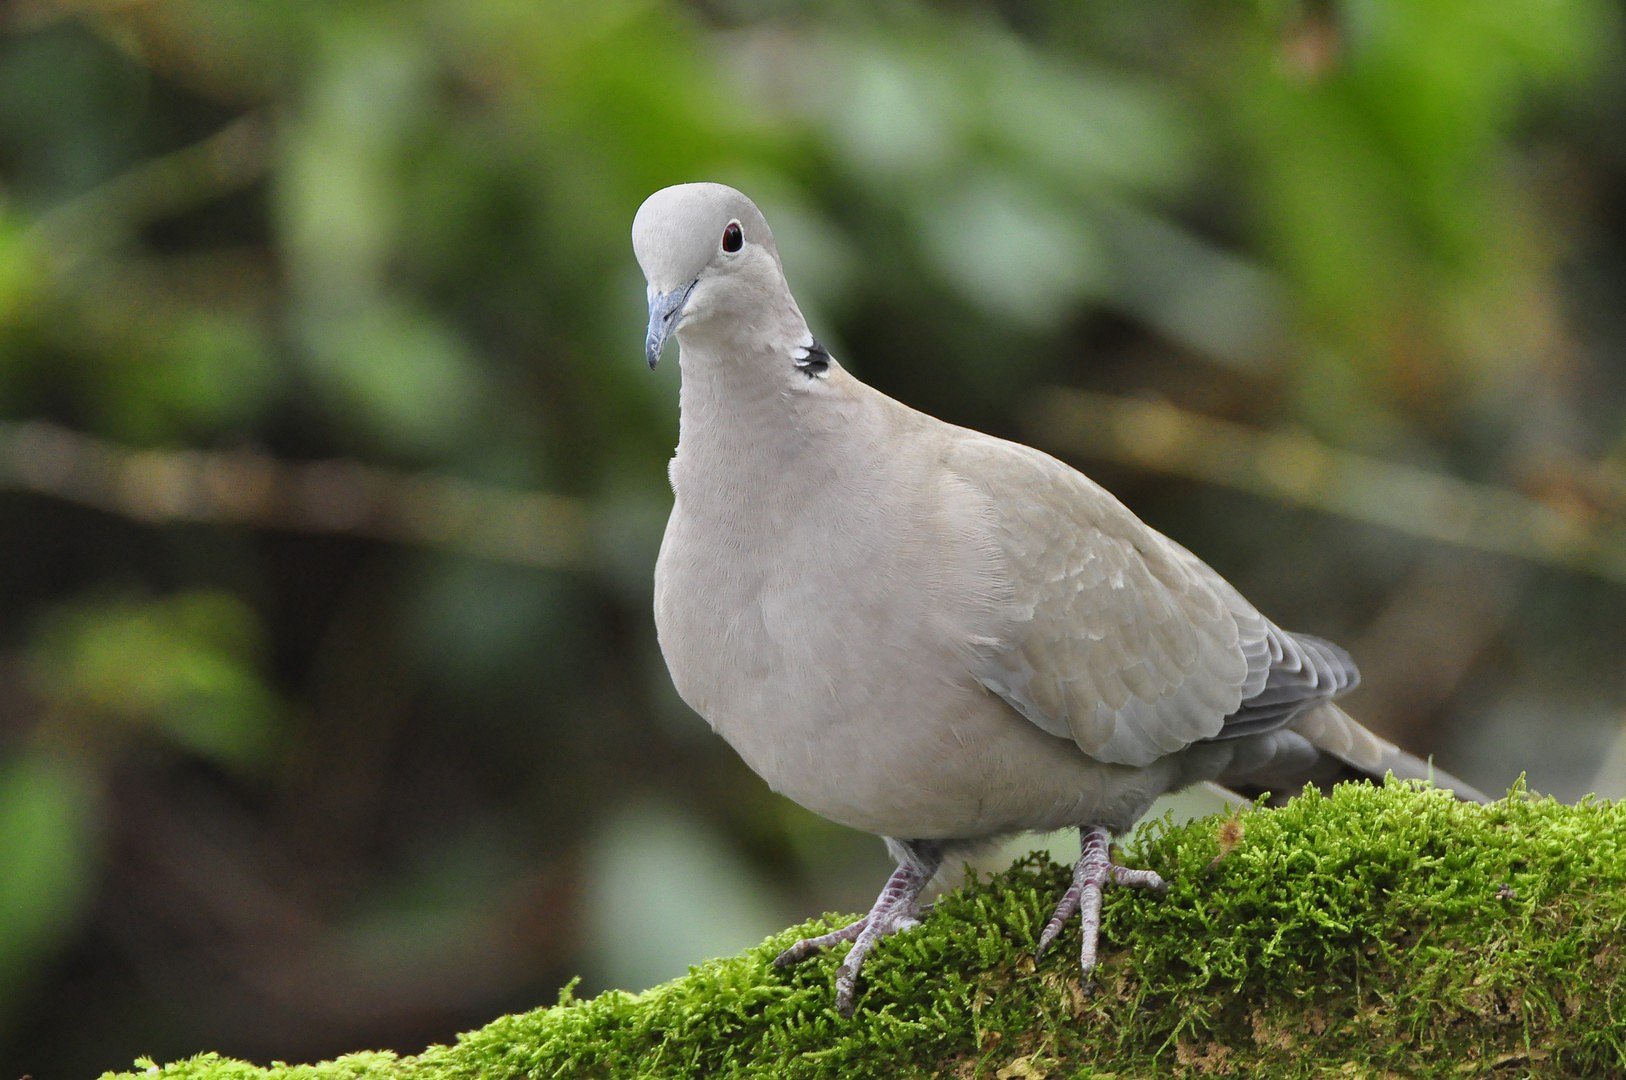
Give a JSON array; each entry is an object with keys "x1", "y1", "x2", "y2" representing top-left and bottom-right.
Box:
[{"x1": 652, "y1": 461, "x2": 1142, "y2": 839}]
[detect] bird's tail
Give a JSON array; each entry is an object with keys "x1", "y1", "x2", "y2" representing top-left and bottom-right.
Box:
[{"x1": 1286, "y1": 702, "x2": 1491, "y2": 803}]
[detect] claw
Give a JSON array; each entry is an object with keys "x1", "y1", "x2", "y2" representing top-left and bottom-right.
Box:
[
  {"x1": 1036, "y1": 825, "x2": 1166, "y2": 979},
  {"x1": 830, "y1": 903, "x2": 926, "y2": 1016},
  {"x1": 773, "y1": 841, "x2": 941, "y2": 1015}
]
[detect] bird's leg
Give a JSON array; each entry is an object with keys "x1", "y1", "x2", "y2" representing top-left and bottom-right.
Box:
[
  {"x1": 1035, "y1": 825, "x2": 1166, "y2": 983},
  {"x1": 774, "y1": 840, "x2": 942, "y2": 1016}
]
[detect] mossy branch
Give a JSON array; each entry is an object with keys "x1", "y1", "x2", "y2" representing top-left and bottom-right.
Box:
[{"x1": 105, "y1": 783, "x2": 1624, "y2": 1078}]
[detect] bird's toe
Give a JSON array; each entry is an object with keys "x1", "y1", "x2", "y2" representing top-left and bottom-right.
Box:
[
  {"x1": 1041, "y1": 826, "x2": 1170, "y2": 981},
  {"x1": 774, "y1": 914, "x2": 869, "y2": 968}
]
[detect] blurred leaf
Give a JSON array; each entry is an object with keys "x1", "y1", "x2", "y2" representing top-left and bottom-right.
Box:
[
  {"x1": 297, "y1": 301, "x2": 486, "y2": 455},
  {"x1": 0, "y1": 23, "x2": 147, "y2": 206},
  {"x1": 0, "y1": 751, "x2": 99, "y2": 1021},
  {"x1": 277, "y1": 20, "x2": 432, "y2": 305},
  {"x1": 1098, "y1": 203, "x2": 1284, "y2": 369},
  {"x1": 27, "y1": 592, "x2": 281, "y2": 773},
  {"x1": 1234, "y1": 0, "x2": 1616, "y2": 415},
  {"x1": 914, "y1": 170, "x2": 1113, "y2": 329},
  {"x1": 84, "y1": 308, "x2": 278, "y2": 441},
  {"x1": 0, "y1": 207, "x2": 39, "y2": 329},
  {"x1": 825, "y1": 44, "x2": 958, "y2": 180}
]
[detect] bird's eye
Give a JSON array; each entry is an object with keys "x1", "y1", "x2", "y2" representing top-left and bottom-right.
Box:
[{"x1": 722, "y1": 222, "x2": 743, "y2": 253}]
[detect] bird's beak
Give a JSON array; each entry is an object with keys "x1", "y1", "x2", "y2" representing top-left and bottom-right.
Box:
[{"x1": 645, "y1": 279, "x2": 698, "y2": 369}]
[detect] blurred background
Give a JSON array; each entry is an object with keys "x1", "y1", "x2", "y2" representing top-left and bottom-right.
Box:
[{"x1": 1, "y1": 0, "x2": 1622, "y2": 1073}]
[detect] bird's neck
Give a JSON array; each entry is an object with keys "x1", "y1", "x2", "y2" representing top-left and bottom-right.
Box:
[
  {"x1": 670, "y1": 326, "x2": 862, "y2": 503},
  {"x1": 676, "y1": 339, "x2": 808, "y2": 465}
]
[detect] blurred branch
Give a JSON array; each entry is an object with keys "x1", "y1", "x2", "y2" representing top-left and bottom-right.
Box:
[
  {"x1": 1028, "y1": 389, "x2": 1626, "y2": 584},
  {"x1": 30, "y1": 112, "x2": 270, "y2": 259},
  {"x1": 0, "y1": 0, "x2": 75, "y2": 32},
  {"x1": 0, "y1": 420, "x2": 589, "y2": 569}
]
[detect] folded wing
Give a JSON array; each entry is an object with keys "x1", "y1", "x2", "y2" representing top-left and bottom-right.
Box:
[{"x1": 947, "y1": 435, "x2": 1357, "y2": 768}]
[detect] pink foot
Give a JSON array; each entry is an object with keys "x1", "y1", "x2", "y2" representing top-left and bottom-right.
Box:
[
  {"x1": 1035, "y1": 825, "x2": 1166, "y2": 983},
  {"x1": 774, "y1": 841, "x2": 941, "y2": 1016}
]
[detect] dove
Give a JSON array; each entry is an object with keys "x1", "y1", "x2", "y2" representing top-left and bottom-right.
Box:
[{"x1": 631, "y1": 182, "x2": 1487, "y2": 1016}]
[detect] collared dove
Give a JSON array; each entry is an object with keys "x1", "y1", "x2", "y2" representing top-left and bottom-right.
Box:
[{"x1": 631, "y1": 182, "x2": 1488, "y2": 1016}]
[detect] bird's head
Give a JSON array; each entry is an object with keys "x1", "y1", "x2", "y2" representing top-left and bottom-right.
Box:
[{"x1": 631, "y1": 182, "x2": 792, "y2": 369}]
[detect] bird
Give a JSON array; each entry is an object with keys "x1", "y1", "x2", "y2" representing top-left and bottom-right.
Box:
[{"x1": 630, "y1": 181, "x2": 1488, "y2": 1017}]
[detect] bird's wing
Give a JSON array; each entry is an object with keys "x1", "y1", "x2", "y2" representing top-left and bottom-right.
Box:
[{"x1": 944, "y1": 433, "x2": 1356, "y2": 768}]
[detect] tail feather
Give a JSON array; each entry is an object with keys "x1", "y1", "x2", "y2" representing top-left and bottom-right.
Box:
[
  {"x1": 1288, "y1": 702, "x2": 1491, "y2": 803},
  {"x1": 1213, "y1": 702, "x2": 1491, "y2": 804}
]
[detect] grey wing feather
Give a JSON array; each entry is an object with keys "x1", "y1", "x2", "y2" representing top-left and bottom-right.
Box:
[
  {"x1": 947, "y1": 435, "x2": 1356, "y2": 768},
  {"x1": 1159, "y1": 541, "x2": 1361, "y2": 740},
  {"x1": 1207, "y1": 631, "x2": 1359, "y2": 740}
]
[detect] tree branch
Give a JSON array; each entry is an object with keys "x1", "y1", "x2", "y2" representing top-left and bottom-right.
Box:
[{"x1": 0, "y1": 420, "x2": 588, "y2": 569}]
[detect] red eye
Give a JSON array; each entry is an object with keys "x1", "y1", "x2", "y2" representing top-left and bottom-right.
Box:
[{"x1": 722, "y1": 221, "x2": 743, "y2": 252}]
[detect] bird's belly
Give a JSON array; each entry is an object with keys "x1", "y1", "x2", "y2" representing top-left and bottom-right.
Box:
[
  {"x1": 655, "y1": 534, "x2": 1165, "y2": 838},
  {"x1": 723, "y1": 683, "x2": 1163, "y2": 840}
]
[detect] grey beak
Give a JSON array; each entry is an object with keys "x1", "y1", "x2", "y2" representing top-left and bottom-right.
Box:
[{"x1": 645, "y1": 279, "x2": 698, "y2": 369}]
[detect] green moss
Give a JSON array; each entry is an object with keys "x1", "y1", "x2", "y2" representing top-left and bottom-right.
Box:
[{"x1": 107, "y1": 782, "x2": 1625, "y2": 1078}]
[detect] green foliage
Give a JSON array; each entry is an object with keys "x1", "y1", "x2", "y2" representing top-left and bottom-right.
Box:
[
  {"x1": 0, "y1": 752, "x2": 99, "y2": 1018},
  {"x1": 27, "y1": 591, "x2": 281, "y2": 773},
  {"x1": 1227, "y1": 0, "x2": 1617, "y2": 446},
  {"x1": 106, "y1": 783, "x2": 1626, "y2": 1078}
]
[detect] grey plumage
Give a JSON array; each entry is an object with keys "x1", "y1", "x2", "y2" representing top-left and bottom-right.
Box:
[{"x1": 631, "y1": 181, "x2": 1487, "y2": 1015}]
